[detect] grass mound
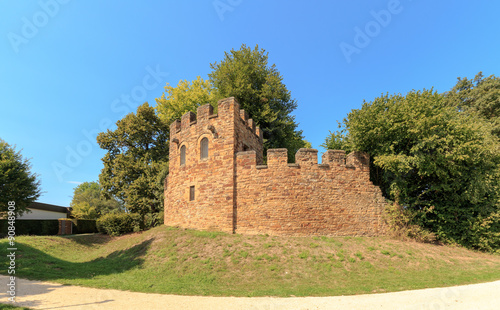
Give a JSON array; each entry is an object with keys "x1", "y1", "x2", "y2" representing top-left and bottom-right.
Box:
[{"x1": 2, "y1": 226, "x2": 500, "y2": 296}]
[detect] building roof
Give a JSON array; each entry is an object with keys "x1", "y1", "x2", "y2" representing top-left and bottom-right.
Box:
[{"x1": 29, "y1": 202, "x2": 71, "y2": 214}]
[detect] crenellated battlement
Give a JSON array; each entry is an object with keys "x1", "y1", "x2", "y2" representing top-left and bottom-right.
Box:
[
  {"x1": 236, "y1": 148, "x2": 370, "y2": 171},
  {"x1": 165, "y1": 96, "x2": 386, "y2": 237},
  {"x1": 169, "y1": 97, "x2": 263, "y2": 141}
]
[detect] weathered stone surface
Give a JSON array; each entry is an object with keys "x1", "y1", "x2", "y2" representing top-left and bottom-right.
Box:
[
  {"x1": 164, "y1": 98, "x2": 263, "y2": 233},
  {"x1": 165, "y1": 97, "x2": 387, "y2": 236},
  {"x1": 235, "y1": 150, "x2": 386, "y2": 236}
]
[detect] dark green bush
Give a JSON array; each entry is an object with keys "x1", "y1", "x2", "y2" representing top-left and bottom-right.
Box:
[
  {"x1": 468, "y1": 212, "x2": 500, "y2": 253},
  {"x1": 143, "y1": 212, "x2": 164, "y2": 229},
  {"x1": 96, "y1": 213, "x2": 142, "y2": 236},
  {"x1": 72, "y1": 219, "x2": 98, "y2": 234},
  {"x1": 0, "y1": 219, "x2": 59, "y2": 237},
  {"x1": 384, "y1": 203, "x2": 436, "y2": 244},
  {"x1": 157, "y1": 211, "x2": 164, "y2": 225}
]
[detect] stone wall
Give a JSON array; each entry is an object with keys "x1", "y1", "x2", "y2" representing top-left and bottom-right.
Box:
[
  {"x1": 164, "y1": 97, "x2": 263, "y2": 233},
  {"x1": 235, "y1": 149, "x2": 387, "y2": 236},
  {"x1": 164, "y1": 96, "x2": 386, "y2": 236}
]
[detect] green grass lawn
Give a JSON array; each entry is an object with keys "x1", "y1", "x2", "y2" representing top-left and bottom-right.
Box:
[
  {"x1": 1, "y1": 226, "x2": 500, "y2": 297},
  {"x1": 0, "y1": 303, "x2": 33, "y2": 310}
]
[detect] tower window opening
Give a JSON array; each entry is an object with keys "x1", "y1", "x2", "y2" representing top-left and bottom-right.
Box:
[
  {"x1": 180, "y1": 145, "x2": 186, "y2": 166},
  {"x1": 200, "y1": 137, "x2": 209, "y2": 159},
  {"x1": 189, "y1": 186, "x2": 195, "y2": 201}
]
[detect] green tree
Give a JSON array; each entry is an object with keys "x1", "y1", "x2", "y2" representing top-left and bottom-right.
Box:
[
  {"x1": 71, "y1": 201, "x2": 99, "y2": 220},
  {"x1": 321, "y1": 121, "x2": 351, "y2": 152},
  {"x1": 155, "y1": 45, "x2": 307, "y2": 161},
  {"x1": 209, "y1": 44, "x2": 306, "y2": 161},
  {"x1": 0, "y1": 139, "x2": 41, "y2": 216},
  {"x1": 445, "y1": 72, "x2": 500, "y2": 136},
  {"x1": 155, "y1": 76, "x2": 218, "y2": 124},
  {"x1": 97, "y1": 103, "x2": 169, "y2": 216},
  {"x1": 327, "y1": 89, "x2": 500, "y2": 251},
  {"x1": 70, "y1": 181, "x2": 123, "y2": 219}
]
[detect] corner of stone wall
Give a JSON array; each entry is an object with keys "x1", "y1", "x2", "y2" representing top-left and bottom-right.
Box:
[
  {"x1": 217, "y1": 97, "x2": 240, "y2": 113},
  {"x1": 374, "y1": 187, "x2": 389, "y2": 236},
  {"x1": 170, "y1": 119, "x2": 181, "y2": 139}
]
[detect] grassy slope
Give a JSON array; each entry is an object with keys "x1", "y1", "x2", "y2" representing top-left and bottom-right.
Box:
[
  {"x1": 0, "y1": 304, "x2": 32, "y2": 310},
  {"x1": 1, "y1": 226, "x2": 500, "y2": 297}
]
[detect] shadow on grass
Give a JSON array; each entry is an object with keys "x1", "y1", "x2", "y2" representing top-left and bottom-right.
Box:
[
  {"x1": 60, "y1": 233, "x2": 113, "y2": 246},
  {"x1": 1, "y1": 238, "x2": 152, "y2": 283}
]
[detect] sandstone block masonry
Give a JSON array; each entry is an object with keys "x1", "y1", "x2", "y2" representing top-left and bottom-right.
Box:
[{"x1": 164, "y1": 97, "x2": 387, "y2": 236}]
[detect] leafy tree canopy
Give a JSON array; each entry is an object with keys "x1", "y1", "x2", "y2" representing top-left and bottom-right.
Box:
[
  {"x1": 321, "y1": 122, "x2": 351, "y2": 153},
  {"x1": 209, "y1": 44, "x2": 306, "y2": 160},
  {"x1": 445, "y1": 72, "x2": 500, "y2": 136},
  {"x1": 155, "y1": 44, "x2": 307, "y2": 161},
  {"x1": 0, "y1": 139, "x2": 41, "y2": 216},
  {"x1": 155, "y1": 76, "x2": 218, "y2": 124},
  {"x1": 70, "y1": 181, "x2": 123, "y2": 219},
  {"x1": 97, "y1": 103, "x2": 169, "y2": 216},
  {"x1": 324, "y1": 89, "x2": 500, "y2": 251}
]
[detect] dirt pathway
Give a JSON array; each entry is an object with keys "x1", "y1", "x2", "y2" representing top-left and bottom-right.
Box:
[{"x1": 1, "y1": 276, "x2": 500, "y2": 309}]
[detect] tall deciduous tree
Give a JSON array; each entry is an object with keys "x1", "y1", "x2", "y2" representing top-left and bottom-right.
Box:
[
  {"x1": 97, "y1": 103, "x2": 169, "y2": 216},
  {"x1": 155, "y1": 76, "x2": 218, "y2": 124},
  {"x1": 70, "y1": 181, "x2": 123, "y2": 219},
  {"x1": 445, "y1": 72, "x2": 500, "y2": 136},
  {"x1": 325, "y1": 89, "x2": 500, "y2": 251},
  {"x1": 209, "y1": 44, "x2": 306, "y2": 161},
  {"x1": 155, "y1": 45, "x2": 307, "y2": 162},
  {"x1": 0, "y1": 139, "x2": 41, "y2": 216}
]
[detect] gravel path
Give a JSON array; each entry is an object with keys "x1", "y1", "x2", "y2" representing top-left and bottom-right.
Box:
[{"x1": 1, "y1": 275, "x2": 500, "y2": 309}]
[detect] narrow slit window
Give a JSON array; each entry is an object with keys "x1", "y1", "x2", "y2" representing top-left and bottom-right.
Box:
[
  {"x1": 180, "y1": 145, "x2": 186, "y2": 166},
  {"x1": 200, "y1": 137, "x2": 209, "y2": 159},
  {"x1": 189, "y1": 186, "x2": 195, "y2": 201}
]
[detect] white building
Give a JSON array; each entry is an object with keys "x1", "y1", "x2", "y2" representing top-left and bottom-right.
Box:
[{"x1": 17, "y1": 202, "x2": 71, "y2": 220}]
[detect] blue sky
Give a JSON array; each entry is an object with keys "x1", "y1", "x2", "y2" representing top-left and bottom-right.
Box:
[{"x1": 1, "y1": 1, "x2": 499, "y2": 207}]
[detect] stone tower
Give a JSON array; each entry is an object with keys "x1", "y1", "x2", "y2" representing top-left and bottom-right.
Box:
[
  {"x1": 164, "y1": 97, "x2": 263, "y2": 233},
  {"x1": 164, "y1": 97, "x2": 387, "y2": 236}
]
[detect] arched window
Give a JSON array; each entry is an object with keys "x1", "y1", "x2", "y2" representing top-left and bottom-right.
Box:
[
  {"x1": 200, "y1": 137, "x2": 209, "y2": 159},
  {"x1": 180, "y1": 145, "x2": 186, "y2": 166}
]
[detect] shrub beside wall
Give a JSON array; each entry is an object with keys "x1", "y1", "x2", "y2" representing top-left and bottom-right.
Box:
[
  {"x1": 96, "y1": 213, "x2": 142, "y2": 236},
  {"x1": 0, "y1": 220, "x2": 59, "y2": 237},
  {"x1": 72, "y1": 219, "x2": 98, "y2": 234},
  {"x1": 144, "y1": 211, "x2": 164, "y2": 229},
  {"x1": 0, "y1": 213, "x2": 159, "y2": 238}
]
